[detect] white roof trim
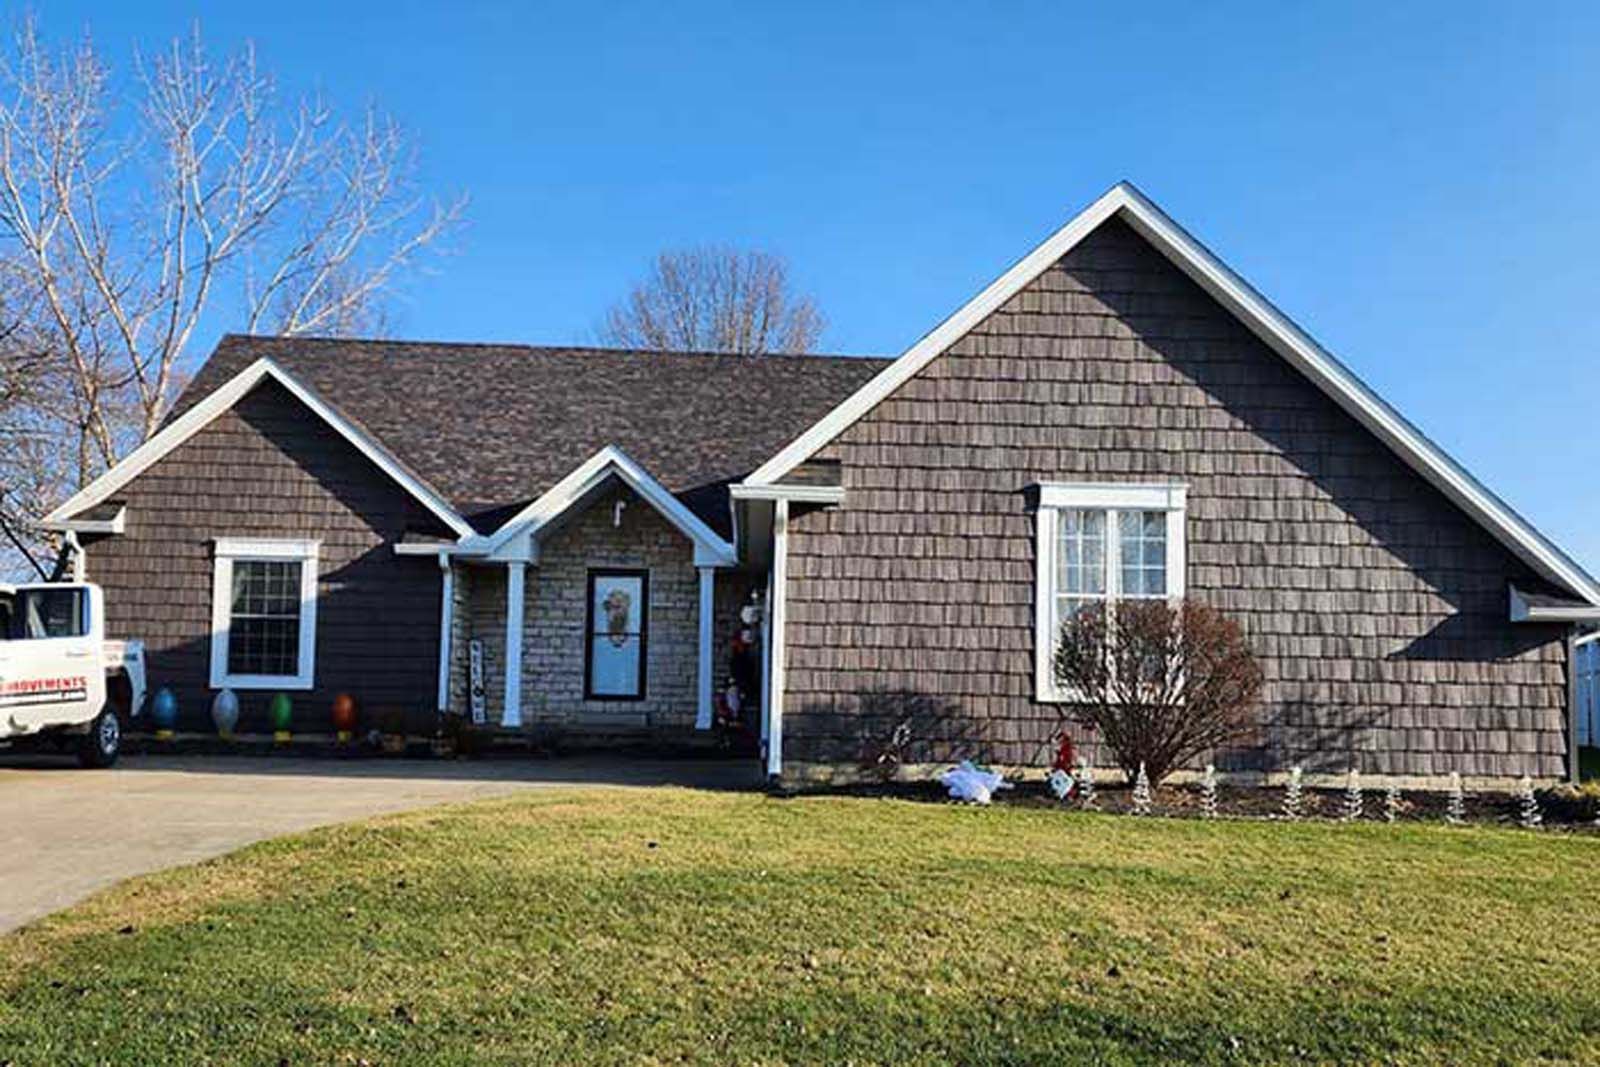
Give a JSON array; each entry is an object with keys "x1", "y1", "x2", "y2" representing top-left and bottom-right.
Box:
[
  {"x1": 743, "y1": 181, "x2": 1600, "y2": 605},
  {"x1": 42, "y1": 357, "x2": 475, "y2": 540},
  {"x1": 40, "y1": 505, "x2": 126, "y2": 535},
  {"x1": 394, "y1": 542, "x2": 459, "y2": 557},
  {"x1": 481, "y1": 445, "x2": 736, "y2": 567},
  {"x1": 728, "y1": 483, "x2": 846, "y2": 505},
  {"x1": 1509, "y1": 586, "x2": 1600, "y2": 624}
]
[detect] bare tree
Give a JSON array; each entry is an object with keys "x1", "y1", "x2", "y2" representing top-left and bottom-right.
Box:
[
  {"x1": 0, "y1": 18, "x2": 462, "y2": 533},
  {"x1": 600, "y1": 246, "x2": 824, "y2": 355}
]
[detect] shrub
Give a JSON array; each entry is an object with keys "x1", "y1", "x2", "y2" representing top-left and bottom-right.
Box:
[
  {"x1": 1052, "y1": 598, "x2": 1262, "y2": 785},
  {"x1": 1538, "y1": 782, "x2": 1600, "y2": 824}
]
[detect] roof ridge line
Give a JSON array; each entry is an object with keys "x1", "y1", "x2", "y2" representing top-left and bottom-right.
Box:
[{"x1": 218, "y1": 333, "x2": 891, "y2": 365}]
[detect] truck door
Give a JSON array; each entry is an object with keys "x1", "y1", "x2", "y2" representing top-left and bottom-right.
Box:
[{"x1": 0, "y1": 584, "x2": 107, "y2": 733}]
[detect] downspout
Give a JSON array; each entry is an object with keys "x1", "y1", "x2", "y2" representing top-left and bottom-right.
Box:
[
  {"x1": 1575, "y1": 626, "x2": 1600, "y2": 783},
  {"x1": 1570, "y1": 626, "x2": 1581, "y2": 785}
]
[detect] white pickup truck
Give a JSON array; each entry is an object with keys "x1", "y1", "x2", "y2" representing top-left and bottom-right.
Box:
[{"x1": 0, "y1": 582, "x2": 146, "y2": 767}]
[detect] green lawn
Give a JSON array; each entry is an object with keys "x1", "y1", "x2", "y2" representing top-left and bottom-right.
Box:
[{"x1": 3, "y1": 790, "x2": 1599, "y2": 1066}]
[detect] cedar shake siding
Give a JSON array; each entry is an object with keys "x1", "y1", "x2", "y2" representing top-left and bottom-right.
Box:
[
  {"x1": 80, "y1": 379, "x2": 452, "y2": 734},
  {"x1": 782, "y1": 218, "x2": 1572, "y2": 779}
]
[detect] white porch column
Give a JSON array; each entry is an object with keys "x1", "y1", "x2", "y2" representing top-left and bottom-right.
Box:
[
  {"x1": 503, "y1": 560, "x2": 526, "y2": 728},
  {"x1": 436, "y1": 556, "x2": 454, "y2": 713},
  {"x1": 765, "y1": 498, "x2": 790, "y2": 778},
  {"x1": 695, "y1": 566, "x2": 715, "y2": 729}
]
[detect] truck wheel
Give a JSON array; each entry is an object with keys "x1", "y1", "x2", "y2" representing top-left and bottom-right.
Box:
[{"x1": 77, "y1": 707, "x2": 121, "y2": 768}]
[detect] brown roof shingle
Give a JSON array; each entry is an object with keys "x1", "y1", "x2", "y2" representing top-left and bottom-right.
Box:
[{"x1": 173, "y1": 335, "x2": 888, "y2": 536}]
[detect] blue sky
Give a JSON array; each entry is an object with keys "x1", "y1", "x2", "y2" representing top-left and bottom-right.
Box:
[{"x1": 36, "y1": 2, "x2": 1600, "y2": 569}]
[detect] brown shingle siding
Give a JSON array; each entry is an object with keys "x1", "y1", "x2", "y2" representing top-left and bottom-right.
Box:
[
  {"x1": 85, "y1": 379, "x2": 449, "y2": 734},
  {"x1": 783, "y1": 218, "x2": 1569, "y2": 778}
]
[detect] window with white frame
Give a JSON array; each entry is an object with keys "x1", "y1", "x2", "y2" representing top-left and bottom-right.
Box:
[
  {"x1": 1033, "y1": 484, "x2": 1187, "y2": 701},
  {"x1": 210, "y1": 538, "x2": 320, "y2": 690}
]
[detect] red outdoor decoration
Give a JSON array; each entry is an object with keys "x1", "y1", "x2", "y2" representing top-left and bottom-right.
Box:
[
  {"x1": 331, "y1": 693, "x2": 357, "y2": 740},
  {"x1": 1052, "y1": 732, "x2": 1077, "y2": 773}
]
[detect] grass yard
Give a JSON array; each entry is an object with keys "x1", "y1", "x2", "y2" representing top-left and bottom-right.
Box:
[{"x1": 3, "y1": 790, "x2": 1600, "y2": 1066}]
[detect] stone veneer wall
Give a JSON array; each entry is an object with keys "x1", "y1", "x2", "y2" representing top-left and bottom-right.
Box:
[
  {"x1": 520, "y1": 485, "x2": 700, "y2": 727},
  {"x1": 462, "y1": 565, "x2": 507, "y2": 721},
  {"x1": 446, "y1": 561, "x2": 472, "y2": 716},
  {"x1": 454, "y1": 485, "x2": 749, "y2": 732}
]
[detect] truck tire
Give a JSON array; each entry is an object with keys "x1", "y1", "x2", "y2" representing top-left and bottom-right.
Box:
[{"x1": 77, "y1": 707, "x2": 121, "y2": 768}]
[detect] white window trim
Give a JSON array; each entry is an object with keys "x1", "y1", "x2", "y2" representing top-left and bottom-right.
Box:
[
  {"x1": 209, "y1": 537, "x2": 320, "y2": 691},
  {"x1": 1033, "y1": 483, "x2": 1187, "y2": 703}
]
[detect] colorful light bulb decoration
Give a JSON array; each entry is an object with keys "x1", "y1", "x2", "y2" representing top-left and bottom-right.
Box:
[
  {"x1": 211, "y1": 688, "x2": 239, "y2": 739},
  {"x1": 150, "y1": 686, "x2": 178, "y2": 741},
  {"x1": 268, "y1": 692, "x2": 293, "y2": 743},
  {"x1": 331, "y1": 693, "x2": 357, "y2": 743}
]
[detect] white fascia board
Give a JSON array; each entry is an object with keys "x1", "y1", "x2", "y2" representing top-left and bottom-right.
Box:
[
  {"x1": 481, "y1": 445, "x2": 736, "y2": 567},
  {"x1": 728, "y1": 483, "x2": 846, "y2": 505},
  {"x1": 394, "y1": 537, "x2": 490, "y2": 558},
  {"x1": 40, "y1": 505, "x2": 126, "y2": 535},
  {"x1": 742, "y1": 181, "x2": 1600, "y2": 606},
  {"x1": 394, "y1": 542, "x2": 453, "y2": 557},
  {"x1": 42, "y1": 357, "x2": 475, "y2": 541},
  {"x1": 1509, "y1": 586, "x2": 1600, "y2": 623}
]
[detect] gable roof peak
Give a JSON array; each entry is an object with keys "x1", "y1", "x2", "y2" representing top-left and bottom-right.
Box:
[
  {"x1": 742, "y1": 184, "x2": 1600, "y2": 605},
  {"x1": 45, "y1": 356, "x2": 474, "y2": 538}
]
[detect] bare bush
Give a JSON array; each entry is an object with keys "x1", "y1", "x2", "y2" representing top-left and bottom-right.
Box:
[
  {"x1": 1052, "y1": 598, "x2": 1262, "y2": 785},
  {"x1": 600, "y1": 246, "x2": 824, "y2": 355}
]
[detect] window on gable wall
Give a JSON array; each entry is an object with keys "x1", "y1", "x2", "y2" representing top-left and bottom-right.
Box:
[
  {"x1": 209, "y1": 539, "x2": 320, "y2": 690},
  {"x1": 1033, "y1": 483, "x2": 1187, "y2": 701}
]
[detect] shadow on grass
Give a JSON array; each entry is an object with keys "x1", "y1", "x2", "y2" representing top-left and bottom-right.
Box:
[{"x1": 0, "y1": 751, "x2": 764, "y2": 791}]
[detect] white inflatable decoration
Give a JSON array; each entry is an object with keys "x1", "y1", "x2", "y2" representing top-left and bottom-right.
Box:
[
  {"x1": 940, "y1": 760, "x2": 1012, "y2": 805},
  {"x1": 1046, "y1": 768, "x2": 1074, "y2": 801}
]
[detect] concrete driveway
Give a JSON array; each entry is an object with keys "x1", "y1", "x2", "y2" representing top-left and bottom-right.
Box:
[{"x1": 0, "y1": 754, "x2": 756, "y2": 933}]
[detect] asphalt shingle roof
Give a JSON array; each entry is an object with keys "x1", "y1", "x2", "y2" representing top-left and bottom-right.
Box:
[{"x1": 174, "y1": 335, "x2": 889, "y2": 536}]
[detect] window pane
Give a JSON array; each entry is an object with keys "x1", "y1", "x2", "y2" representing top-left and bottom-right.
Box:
[
  {"x1": 228, "y1": 617, "x2": 301, "y2": 677},
  {"x1": 591, "y1": 575, "x2": 643, "y2": 637},
  {"x1": 1059, "y1": 509, "x2": 1105, "y2": 596},
  {"x1": 1144, "y1": 537, "x2": 1165, "y2": 568},
  {"x1": 1057, "y1": 595, "x2": 1098, "y2": 633},
  {"x1": 1117, "y1": 510, "x2": 1167, "y2": 598},
  {"x1": 228, "y1": 560, "x2": 303, "y2": 677},
  {"x1": 15, "y1": 588, "x2": 85, "y2": 639},
  {"x1": 589, "y1": 635, "x2": 642, "y2": 696},
  {"x1": 232, "y1": 561, "x2": 300, "y2": 618}
]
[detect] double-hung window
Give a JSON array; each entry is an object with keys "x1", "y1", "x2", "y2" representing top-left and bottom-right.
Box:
[
  {"x1": 1033, "y1": 483, "x2": 1187, "y2": 701},
  {"x1": 210, "y1": 538, "x2": 320, "y2": 690}
]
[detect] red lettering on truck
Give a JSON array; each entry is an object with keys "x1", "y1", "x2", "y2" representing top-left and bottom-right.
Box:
[{"x1": 1, "y1": 676, "x2": 89, "y2": 695}]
